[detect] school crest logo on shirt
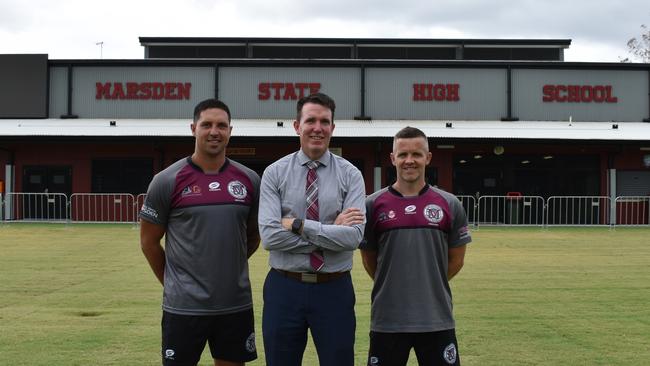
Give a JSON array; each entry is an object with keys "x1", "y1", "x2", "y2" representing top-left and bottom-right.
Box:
[
  {"x1": 423, "y1": 204, "x2": 443, "y2": 224},
  {"x1": 227, "y1": 180, "x2": 247, "y2": 200}
]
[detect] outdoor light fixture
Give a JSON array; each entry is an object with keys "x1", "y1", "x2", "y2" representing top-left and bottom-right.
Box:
[{"x1": 493, "y1": 146, "x2": 504, "y2": 155}]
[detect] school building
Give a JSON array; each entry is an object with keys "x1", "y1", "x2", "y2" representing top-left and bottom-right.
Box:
[{"x1": 1, "y1": 37, "x2": 649, "y2": 223}]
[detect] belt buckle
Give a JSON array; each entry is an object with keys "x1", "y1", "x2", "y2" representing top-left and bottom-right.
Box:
[{"x1": 301, "y1": 273, "x2": 318, "y2": 283}]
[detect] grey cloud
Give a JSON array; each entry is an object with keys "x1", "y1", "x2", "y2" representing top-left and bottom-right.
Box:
[{"x1": 230, "y1": 0, "x2": 647, "y2": 46}]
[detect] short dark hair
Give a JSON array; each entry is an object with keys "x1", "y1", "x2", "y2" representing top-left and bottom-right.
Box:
[
  {"x1": 395, "y1": 126, "x2": 427, "y2": 140},
  {"x1": 296, "y1": 93, "x2": 336, "y2": 122},
  {"x1": 193, "y1": 99, "x2": 231, "y2": 123},
  {"x1": 393, "y1": 126, "x2": 429, "y2": 151}
]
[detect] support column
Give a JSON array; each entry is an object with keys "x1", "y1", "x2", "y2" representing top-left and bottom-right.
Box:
[
  {"x1": 373, "y1": 167, "x2": 382, "y2": 192},
  {"x1": 3, "y1": 164, "x2": 14, "y2": 220},
  {"x1": 609, "y1": 168, "x2": 617, "y2": 225},
  {"x1": 373, "y1": 141, "x2": 382, "y2": 192}
]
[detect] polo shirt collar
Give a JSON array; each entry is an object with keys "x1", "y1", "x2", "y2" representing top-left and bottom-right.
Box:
[
  {"x1": 388, "y1": 184, "x2": 430, "y2": 197},
  {"x1": 186, "y1": 156, "x2": 230, "y2": 173}
]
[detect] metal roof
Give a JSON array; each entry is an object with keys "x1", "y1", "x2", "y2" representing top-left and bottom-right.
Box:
[
  {"x1": 139, "y1": 37, "x2": 572, "y2": 48},
  {"x1": 1, "y1": 119, "x2": 649, "y2": 142}
]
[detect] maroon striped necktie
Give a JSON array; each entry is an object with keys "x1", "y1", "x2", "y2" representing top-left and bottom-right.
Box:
[{"x1": 306, "y1": 161, "x2": 324, "y2": 271}]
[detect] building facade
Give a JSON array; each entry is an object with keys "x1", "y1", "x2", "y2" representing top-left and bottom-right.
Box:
[{"x1": 1, "y1": 38, "x2": 649, "y2": 216}]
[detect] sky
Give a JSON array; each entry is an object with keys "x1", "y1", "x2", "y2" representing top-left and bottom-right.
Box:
[{"x1": 0, "y1": 0, "x2": 648, "y2": 62}]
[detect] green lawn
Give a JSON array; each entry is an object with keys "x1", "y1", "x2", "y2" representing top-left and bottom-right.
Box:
[{"x1": 1, "y1": 224, "x2": 649, "y2": 365}]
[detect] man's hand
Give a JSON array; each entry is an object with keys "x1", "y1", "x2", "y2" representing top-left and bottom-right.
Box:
[
  {"x1": 334, "y1": 208, "x2": 364, "y2": 226},
  {"x1": 281, "y1": 217, "x2": 294, "y2": 231}
]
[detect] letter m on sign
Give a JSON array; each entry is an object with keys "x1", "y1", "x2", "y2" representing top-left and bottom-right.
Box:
[{"x1": 96, "y1": 82, "x2": 112, "y2": 100}]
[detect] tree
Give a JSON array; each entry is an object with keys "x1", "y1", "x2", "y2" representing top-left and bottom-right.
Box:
[{"x1": 621, "y1": 24, "x2": 650, "y2": 63}]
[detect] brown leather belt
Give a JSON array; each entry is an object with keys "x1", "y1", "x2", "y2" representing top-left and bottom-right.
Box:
[{"x1": 274, "y1": 269, "x2": 349, "y2": 284}]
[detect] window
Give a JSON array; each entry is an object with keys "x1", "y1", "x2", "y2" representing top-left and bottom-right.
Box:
[{"x1": 92, "y1": 159, "x2": 153, "y2": 195}]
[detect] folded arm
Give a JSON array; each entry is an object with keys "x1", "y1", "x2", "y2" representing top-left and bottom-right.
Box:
[
  {"x1": 258, "y1": 170, "x2": 317, "y2": 253},
  {"x1": 280, "y1": 207, "x2": 365, "y2": 252},
  {"x1": 300, "y1": 171, "x2": 366, "y2": 251}
]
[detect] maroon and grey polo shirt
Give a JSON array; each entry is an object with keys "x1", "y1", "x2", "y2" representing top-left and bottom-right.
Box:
[
  {"x1": 140, "y1": 157, "x2": 260, "y2": 316},
  {"x1": 362, "y1": 185, "x2": 472, "y2": 333}
]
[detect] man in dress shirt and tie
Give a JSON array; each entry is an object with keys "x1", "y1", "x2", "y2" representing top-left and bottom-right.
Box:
[{"x1": 258, "y1": 92, "x2": 366, "y2": 366}]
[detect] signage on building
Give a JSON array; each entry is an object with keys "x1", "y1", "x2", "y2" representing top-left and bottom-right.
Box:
[
  {"x1": 412, "y1": 83, "x2": 460, "y2": 101},
  {"x1": 258, "y1": 82, "x2": 321, "y2": 100},
  {"x1": 95, "y1": 82, "x2": 192, "y2": 100},
  {"x1": 542, "y1": 84, "x2": 618, "y2": 103},
  {"x1": 227, "y1": 147, "x2": 256, "y2": 156}
]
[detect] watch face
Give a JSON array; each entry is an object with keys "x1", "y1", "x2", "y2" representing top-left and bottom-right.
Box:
[{"x1": 292, "y1": 219, "x2": 302, "y2": 233}]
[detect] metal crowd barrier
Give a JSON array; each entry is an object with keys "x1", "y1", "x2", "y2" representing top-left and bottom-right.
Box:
[
  {"x1": 3, "y1": 192, "x2": 69, "y2": 221},
  {"x1": 476, "y1": 195, "x2": 545, "y2": 227},
  {"x1": 70, "y1": 193, "x2": 137, "y2": 223},
  {"x1": 136, "y1": 193, "x2": 147, "y2": 221},
  {"x1": 1, "y1": 193, "x2": 648, "y2": 227},
  {"x1": 456, "y1": 195, "x2": 477, "y2": 226},
  {"x1": 614, "y1": 196, "x2": 650, "y2": 226},
  {"x1": 546, "y1": 196, "x2": 611, "y2": 226}
]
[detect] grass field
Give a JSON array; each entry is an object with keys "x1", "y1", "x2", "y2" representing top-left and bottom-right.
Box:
[{"x1": 1, "y1": 224, "x2": 649, "y2": 365}]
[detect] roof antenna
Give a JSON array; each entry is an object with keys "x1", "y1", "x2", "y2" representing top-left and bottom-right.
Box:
[{"x1": 95, "y1": 41, "x2": 104, "y2": 59}]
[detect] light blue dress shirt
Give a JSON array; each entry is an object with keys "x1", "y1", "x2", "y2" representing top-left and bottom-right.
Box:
[{"x1": 258, "y1": 149, "x2": 366, "y2": 272}]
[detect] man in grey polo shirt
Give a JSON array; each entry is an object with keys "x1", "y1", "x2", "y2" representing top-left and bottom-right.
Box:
[
  {"x1": 258, "y1": 92, "x2": 366, "y2": 366},
  {"x1": 140, "y1": 99, "x2": 260, "y2": 366},
  {"x1": 361, "y1": 126, "x2": 471, "y2": 366}
]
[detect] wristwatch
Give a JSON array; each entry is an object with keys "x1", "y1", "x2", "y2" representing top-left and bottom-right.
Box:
[{"x1": 291, "y1": 218, "x2": 304, "y2": 235}]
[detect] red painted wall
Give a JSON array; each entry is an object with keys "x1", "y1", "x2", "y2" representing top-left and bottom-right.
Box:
[{"x1": 2, "y1": 139, "x2": 647, "y2": 198}]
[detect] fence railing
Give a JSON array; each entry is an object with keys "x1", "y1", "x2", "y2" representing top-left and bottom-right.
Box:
[
  {"x1": 456, "y1": 195, "x2": 477, "y2": 225},
  {"x1": 546, "y1": 196, "x2": 611, "y2": 226},
  {"x1": 70, "y1": 193, "x2": 137, "y2": 223},
  {"x1": 0, "y1": 193, "x2": 648, "y2": 227},
  {"x1": 614, "y1": 196, "x2": 650, "y2": 226},
  {"x1": 477, "y1": 195, "x2": 545, "y2": 227},
  {"x1": 3, "y1": 193, "x2": 69, "y2": 222},
  {"x1": 136, "y1": 193, "x2": 147, "y2": 218}
]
